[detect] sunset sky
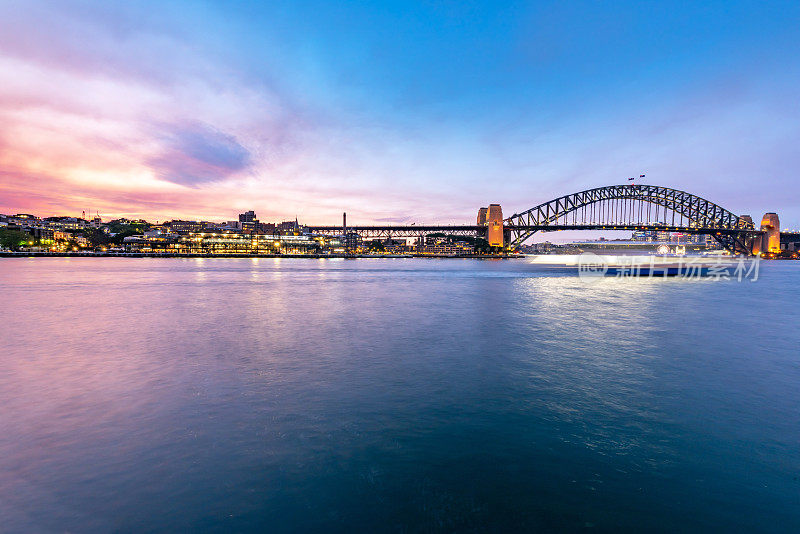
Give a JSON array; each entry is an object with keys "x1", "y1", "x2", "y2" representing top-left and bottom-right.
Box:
[{"x1": 1, "y1": 1, "x2": 799, "y2": 227}]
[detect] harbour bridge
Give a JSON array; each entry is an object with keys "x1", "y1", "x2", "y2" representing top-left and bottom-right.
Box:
[{"x1": 306, "y1": 184, "x2": 788, "y2": 255}]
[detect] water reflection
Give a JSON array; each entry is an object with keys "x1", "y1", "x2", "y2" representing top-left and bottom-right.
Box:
[{"x1": 1, "y1": 258, "x2": 798, "y2": 532}]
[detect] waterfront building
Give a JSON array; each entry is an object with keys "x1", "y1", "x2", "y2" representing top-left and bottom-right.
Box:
[
  {"x1": 123, "y1": 235, "x2": 164, "y2": 252},
  {"x1": 320, "y1": 235, "x2": 344, "y2": 252},
  {"x1": 166, "y1": 220, "x2": 204, "y2": 234},
  {"x1": 259, "y1": 222, "x2": 277, "y2": 234},
  {"x1": 42, "y1": 216, "x2": 90, "y2": 230},
  {"x1": 631, "y1": 229, "x2": 713, "y2": 247},
  {"x1": 670, "y1": 233, "x2": 688, "y2": 243},
  {"x1": 122, "y1": 231, "x2": 320, "y2": 255},
  {"x1": 240, "y1": 220, "x2": 259, "y2": 232},
  {"x1": 418, "y1": 237, "x2": 474, "y2": 255},
  {"x1": 781, "y1": 233, "x2": 800, "y2": 252},
  {"x1": 238, "y1": 211, "x2": 259, "y2": 232},
  {"x1": 343, "y1": 232, "x2": 362, "y2": 251},
  {"x1": 24, "y1": 227, "x2": 55, "y2": 242},
  {"x1": 271, "y1": 234, "x2": 319, "y2": 254},
  {"x1": 277, "y1": 219, "x2": 300, "y2": 234},
  {"x1": 518, "y1": 242, "x2": 557, "y2": 254},
  {"x1": 631, "y1": 230, "x2": 657, "y2": 242}
]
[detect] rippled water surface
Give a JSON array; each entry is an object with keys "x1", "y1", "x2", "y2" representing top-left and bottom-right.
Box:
[{"x1": 1, "y1": 257, "x2": 799, "y2": 532}]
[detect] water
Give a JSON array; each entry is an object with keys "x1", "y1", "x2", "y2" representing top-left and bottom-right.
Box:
[{"x1": 1, "y1": 257, "x2": 799, "y2": 532}]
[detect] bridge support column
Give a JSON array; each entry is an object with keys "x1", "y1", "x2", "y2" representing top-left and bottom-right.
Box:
[
  {"x1": 751, "y1": 235, "x2": 763, "y2": 256},
  {"x1": 761, "y1": 213, "x2": 780, "y2": 254},
  {"x1": 486, "y1": 204, "x2": 504, "y2": 248},
  {"x1": 477, "y1": 207, "x2": 488, "y2": 241}
]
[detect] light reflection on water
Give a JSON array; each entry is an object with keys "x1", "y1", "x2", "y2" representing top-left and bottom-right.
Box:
[{"x1": 1, "y1": 258, "x2": 799, "y2": 532}]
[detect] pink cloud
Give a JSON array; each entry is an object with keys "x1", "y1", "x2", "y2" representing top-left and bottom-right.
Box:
[{"x1": 1, "y1": 2, "x2": 798, "y2": 232}]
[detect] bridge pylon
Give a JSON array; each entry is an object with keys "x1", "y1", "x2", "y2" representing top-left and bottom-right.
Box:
[{"x1": 760, "y1": 213, "x2": 781, "y2": 254}]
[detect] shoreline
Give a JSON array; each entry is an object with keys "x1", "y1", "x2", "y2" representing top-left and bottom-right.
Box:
[{"x1": 0, "y1": 251, "x2": 518, "y2": 259}]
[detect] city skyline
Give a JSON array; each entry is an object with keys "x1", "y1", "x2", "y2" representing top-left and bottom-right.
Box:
[{"x1": 1, "y1": 1, "x2": 799, "y2": 228}]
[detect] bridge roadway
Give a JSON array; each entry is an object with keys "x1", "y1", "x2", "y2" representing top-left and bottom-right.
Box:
[
  {"x1": 305, "y1": 225, "x2": 477, "y2": 238},
  {"x1": 305, "y1": 224, "x2": 762, "y2": 239}
]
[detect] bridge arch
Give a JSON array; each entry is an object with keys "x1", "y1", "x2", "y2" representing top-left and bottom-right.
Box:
[{"x1": 504, "y1": 184, "x2": 756, "y2": 253}]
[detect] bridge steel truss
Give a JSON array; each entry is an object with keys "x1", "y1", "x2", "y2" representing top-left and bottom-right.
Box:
[
  {"x1": 504, "y1": 184, "x2": 760, "y2": 254},
  {"x1": 306, "y1": 185, "x2": 762, "y2": 255}
]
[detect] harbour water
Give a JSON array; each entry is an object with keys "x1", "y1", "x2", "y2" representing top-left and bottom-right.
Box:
[{"x1": 1, "y1": 257, "x2": 799, "y2": 532}]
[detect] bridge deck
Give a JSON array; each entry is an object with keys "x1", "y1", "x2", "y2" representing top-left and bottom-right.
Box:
[
  {"x1": 307, "y1": 184, "x2": 767, "y2": 254},
  {"x1": 306, "y1": 224, "x2": 762, "y2": 236}
]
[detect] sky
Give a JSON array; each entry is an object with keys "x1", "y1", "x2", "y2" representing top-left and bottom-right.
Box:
[{"x1": 1, "y1": 0, "x2": 799, "y2": 230}]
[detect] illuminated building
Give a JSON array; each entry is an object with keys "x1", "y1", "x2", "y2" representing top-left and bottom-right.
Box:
[
  {"x1": 41, "y1": 216, "x2": 88, "y2": 230},
  {"x1": 781, "y1": 233, "x2": 800, "y2": 252},
  {"x1": 631, "y1": 230, "x2": 657, "y2": 242},
  {"x1": 122, "y1": 231, "x2": 319, "y2": 254},
  {"x1": 343, "y1": 232, "x2": 362, "y2": 251},
  {"x1": 238, "y1": 211, "x2": 259, "y2": 232},
  {"x1": 277, "y1": 219, "x2": 300, "y2": 234},
  {"x1": 418, "y1": 238, "x2": 473, "y2": 255},
  {"x1": 23, "y1": 227, "x2": 54, "y2": 241},
  {"x1": 166, "y1": 220, "x2": 204, "y2": 234},
  {"x1": 259, "y1": 222, "x2": 276, "y2": 234},
  {"x1": 239, "y1": 210, "x2": 257, "y2": 223}
]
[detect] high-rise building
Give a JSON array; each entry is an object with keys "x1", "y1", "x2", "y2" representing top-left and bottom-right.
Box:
[
  {"x1": 239, "y1": 210, "x2": 258, "y2": 222},
  {"x1": 343, "y1": 232, "x2": 362, "y2": 251},
  {"x1": 239, "y1": 210, "x2": 257, "y2": 223},
  {"x1": 237, "y1": 211, "x2": 259, "y2": 232}
]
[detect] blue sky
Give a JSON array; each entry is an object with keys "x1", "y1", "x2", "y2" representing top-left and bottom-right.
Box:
[{"x1": 1, "y1": 0, "x2": 798, "y2": 230}]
